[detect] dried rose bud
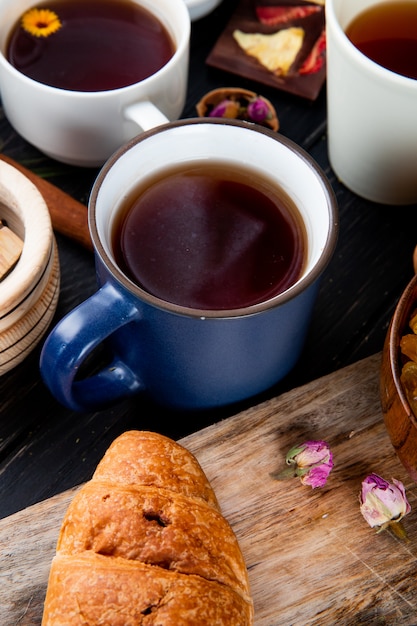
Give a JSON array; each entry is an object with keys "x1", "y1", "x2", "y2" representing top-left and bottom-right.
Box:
[
  {"x1": 208, "y1": 99, "x2": 240, "y2": 119},
  {"x1": 359, "y1": 473, "x2": 411, "y2": 539},
  {"x1": 271, "y1": 440, "x2": 333, "y2": 488},
  {"x1": 247, "y1": 97, "x2": 270, "y2": 123},
  {"x1": 286, "y1": 440, "x2": 333, "y2": 488}
]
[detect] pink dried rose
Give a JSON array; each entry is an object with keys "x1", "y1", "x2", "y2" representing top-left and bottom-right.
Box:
[
  {"x1": 208, "y1": 99, "x2": 240, "y2": 119},
  {"x1": 359, "y1": 473, "x2": 411, "y2": 539},
  {"x1": 246, "y1": 97, "x2": 270, "y2": 123},
  {"x1": 271, "y1": 440, "x2": 333, "y2": 488},
  {"x1": 209, "y1": 96, "x2": 272, "y2": 125}
]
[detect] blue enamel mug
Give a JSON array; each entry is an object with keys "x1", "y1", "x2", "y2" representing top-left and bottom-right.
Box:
[{"x1": 40, "y1": 119, "x2": 338, "y2": 411}]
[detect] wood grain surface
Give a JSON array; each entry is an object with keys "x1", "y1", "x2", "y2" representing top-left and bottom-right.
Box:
[{"x1": 2, "y1": 353, "x2": 417, "y2": 625}]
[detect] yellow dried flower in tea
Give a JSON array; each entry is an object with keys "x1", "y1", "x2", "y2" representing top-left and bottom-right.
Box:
[{"x1": 21, "y1": 8, "x2": 61, "y2": 37}]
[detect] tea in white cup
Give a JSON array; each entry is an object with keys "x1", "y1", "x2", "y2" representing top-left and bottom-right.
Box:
[
  {"x1": 345, "y1": 1, "x2": 417, "y2": 80},
  {"x1": 7, "y1": 0, "x2": 175, "y2": 91}
]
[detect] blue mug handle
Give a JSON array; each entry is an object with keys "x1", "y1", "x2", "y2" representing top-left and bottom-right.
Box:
[{"x1": 40, "y1": 282, "x2": 143, "y2": 411}]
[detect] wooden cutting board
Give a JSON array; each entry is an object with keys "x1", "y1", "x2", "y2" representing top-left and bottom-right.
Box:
[{"x1": 2, "y1": 353, "x2": 417, "y2": 625}]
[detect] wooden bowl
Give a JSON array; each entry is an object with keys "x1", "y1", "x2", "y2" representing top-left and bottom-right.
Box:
[
  {"x1": 0, "y1": 161, "x2": 60, "y2": 374},
  {"x1": 381, "y1": 273, "x2": 417, "y2": 482}
]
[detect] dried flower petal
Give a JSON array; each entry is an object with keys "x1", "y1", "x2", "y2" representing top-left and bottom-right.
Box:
[
  {"x1": 300, "y1": 464, "x2": 331, "y2": 488},
  {"x1": 286, "y1": 439, "x2": 331, "y2": 468},
  {"x1": 359, "y1": 473, "x2": 411, "y2": 535},
  {"x1": 247, "y1": 98, "x2": 270, "y2": 123}
]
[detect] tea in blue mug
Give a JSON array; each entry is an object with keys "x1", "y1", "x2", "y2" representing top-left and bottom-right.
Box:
[
  {"x1": 112, "y1": 161, "x2": 306, "y2": 310},
  {"x1": 40, "y1": 119, "x2": 338, "y2": 411}
]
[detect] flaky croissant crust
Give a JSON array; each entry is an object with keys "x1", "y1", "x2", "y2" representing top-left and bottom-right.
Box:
[{"x1": 42, "y1": 430, "x2": 254, "y2": 625}]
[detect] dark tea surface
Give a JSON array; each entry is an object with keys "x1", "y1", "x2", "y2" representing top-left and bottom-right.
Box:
[
  {"x1": 113, "y1": 163, "x2": 306, "y2": 310},
  {"x1": 7, "y1": 0, "x2": 175, "y2": 91},
  {"x1": 345, "y1": 1, "x2": 417, "y2": 79}
]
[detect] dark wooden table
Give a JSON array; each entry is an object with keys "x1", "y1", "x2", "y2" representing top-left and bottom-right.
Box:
[{"x1": 1, "y1": 0, "x2": 417, "y2": 521}]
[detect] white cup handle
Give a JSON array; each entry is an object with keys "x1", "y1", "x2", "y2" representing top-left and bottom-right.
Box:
[{"x1": 124, "y1": 100, "x2": 170, "y2": 132}]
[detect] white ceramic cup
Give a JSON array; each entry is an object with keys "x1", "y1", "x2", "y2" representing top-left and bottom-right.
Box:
[
  {"x1": 326, "y1": 0, "x2": 417, "y2": 205},
  {"x1": 0, "y1": 0, "x2": 190, "y2": 167}
]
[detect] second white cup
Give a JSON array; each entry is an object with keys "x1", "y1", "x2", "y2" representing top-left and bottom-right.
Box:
[{"x1": 326, "y1": 0, "x2": 417, "y2": 205}]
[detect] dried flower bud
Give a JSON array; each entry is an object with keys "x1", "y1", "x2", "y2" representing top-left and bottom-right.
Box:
[
  {"x1": 271, "y1": 440, "x2": 333, "y2": 488},
  {"x1": 286, "y1": 440, "x2": 333, "y2": 488},
  {"x1": 359, "y1": 474, "x2": 411, "y2": 534},
  {"x1": 247, "y1": 97, "x2": 270, "y2": 123},
  {"x1": 209, "y1": 99, "x2": 240, "y2": 119}
]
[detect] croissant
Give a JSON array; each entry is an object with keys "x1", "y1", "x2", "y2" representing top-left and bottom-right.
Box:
[{"x1": 42, "y1": 430, "x2": 254, "y2": 625}]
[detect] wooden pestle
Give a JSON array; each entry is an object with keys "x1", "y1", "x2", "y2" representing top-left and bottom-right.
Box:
[{"x1": 0, "y1": 155, "x2": 93, "y2": 251}]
